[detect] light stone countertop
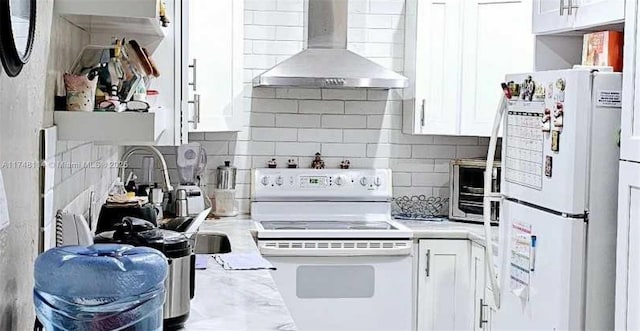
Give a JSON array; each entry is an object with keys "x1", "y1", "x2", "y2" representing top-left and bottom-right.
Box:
[
  {"x1": 184, "y1": 218, "x2": 297, "y2": 331},
  {"x1": 184, "y1": 216, "x2": 496, "y2": 330},
  {"x1": 395, "y1": 219, "x2": 496, "y2": 245}
]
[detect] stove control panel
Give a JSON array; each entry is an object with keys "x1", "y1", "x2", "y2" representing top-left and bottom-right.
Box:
[{"x1": 252, "y1": 169, "x2": 392, "y2": 201}]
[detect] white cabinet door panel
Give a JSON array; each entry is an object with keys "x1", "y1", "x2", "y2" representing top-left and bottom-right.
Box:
[
  {"x1": 621, "y1": 0, "x2": 640, "y2": 162},
  {"x1": 460, "y1": 0, "x2": 534, "y2": 136},
  {"x1": 417, "y1": 240, "x2": 471, "y2": 331},
  {"x1": 615, "y1": 161, "x2": 640, "y2": 330},
  {"x1": 532, "y1": 0, "x2": 575, "y2": 34},
  {"x1": 573, "y1": 0, "x2": 624, "y2": 29},
  {"x1": 414, "y1": 0, "x2": 462, "y2": 135},
  {"x1": 187, "y1": 0, "x2": 243, "y2": 132}
]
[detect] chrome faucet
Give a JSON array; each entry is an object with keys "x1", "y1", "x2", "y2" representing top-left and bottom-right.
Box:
[{"x1": 119, "y1": 146, "x2": 173, "y2": 192}]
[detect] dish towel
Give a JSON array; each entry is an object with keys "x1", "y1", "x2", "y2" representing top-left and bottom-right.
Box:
[{"x1": 213, "y1": 253, "x2": 276, "y2": 270}]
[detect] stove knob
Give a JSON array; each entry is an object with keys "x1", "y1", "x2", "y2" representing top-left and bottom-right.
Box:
[
  {"x1": 335, "y1": 176, "x2": 345, "y2": 186},
  {"x1": 374, "y1": 177, "x2": 382, "y2": 187},
  {"x1": 260, "y1": 176, "x2": 270, "y2": 186},
  {"x1": 275, "y1": 176, "x2": 284, "y2": 186},
  {"x1": 360, "y1": 177, "x2": 369, "y2": 186}
]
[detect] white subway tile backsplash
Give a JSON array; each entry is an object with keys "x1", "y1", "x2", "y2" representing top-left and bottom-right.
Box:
[
  {"x1": 367, "y1": 144, "x2": 411, "y2": 158},
  {"x1": 434, "y1": 159, "x2": 451, "y2": 173},
  {"x1": 412, "y1": 173, "x2": 449, "y2": 187},
  {"x1": 244, "y1": 55, "x2": 277, "y2": 69},
  {"x1": 230, "y1": 141, "x2": 276, "y2": 155},
  {"x1": 276, "y1": 114, "x2": 321, "y2": 128},
  {"x1": 367, "y1": 115, "x2": 402, "y2": 129},
  {"x1": 322, "y1": 89, "x2": 367, "y2": 101},
  {"x1": 252, "y1": 40, "x2": 303, "y2": 54},
  {"x1": 244, "y1": 25, "x2": 276, "y2": 40},
  {"x1": 252, "y1": 127, "x2": 298, "y2": 141},
  {"x1": 249, "y1": 113, "x2": 276, "y2": 127},
  {"x1": 346, "y1": 100, "x2": 401, "y2": 115},
  {"x1": 276, "y1": 0, "x2": 304, "y2": 11},
  {"x1": 200, "y1": 141, "x2": 229, "y2": 155},
  {"x1": 368, "y1": 89, "x2": 403, "y2": 101},
  {"x1": 412, "y1": 145, "x2": 457, "y2": 159},
  {"x1": 369, "y1": 0, "x2": 406, "y2": 15},
  {"x1": 275, "y1": 26, "x2": 304, "y2": 40},
  {"x1": 299, "y1": 100, "x2": 344, "y2": 114},
  {"x1": 322, "y1": 143, "x2": 367, "y2": 157},
  {"x1": 276, "y1": 142, "x2": 321, "y2": 156},
  {"x1": 253, "y1": 11, "x2": 303, "y2": 26},
  {"x1": 322, "y1": 115, "x2": 367, "y2": 129},
  {"x1": 392, "y1": 173, "x2": 412, "y2": 187},
  {"x1": 390, "y1": 159, "x2": 435, "y2": 173},
  {"x1": 343, "y1": 129, "x2": 389, "y2": 143},
  {"x1": 276, "y1": 88, "x2": 322, "y2": 99},
  {"x1": 298, "y1": 129, "x2": 342, "y2": 142},
  {"x1": 246, "y1": 0, "x2": 277, "y2": 11},
  {"x1": 252, "y1": 98, "x2": 297, "y2": 113}
]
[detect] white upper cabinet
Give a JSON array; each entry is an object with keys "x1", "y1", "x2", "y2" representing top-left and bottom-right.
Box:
[
  {"x1": 533, "y1": 0, "x2": 624, "y2": 34},
  {"x1": 404, "y1": 0, "x2": 534, "y2": 136},
  {"x1": 184, "y1": 0, "x2": 243, "y2": 132},
  {"x1": 406, "y1": 0, "x2": 463, "y2": 135},
  {"x1": 621, "y1": 0, "x2": 640, "y2": 162},
  {"x1": 532, "y1": 0, "x2": 575, "y2": 34},
  {"x1": 460, "y1": 0, "x2": 534, "y2": 136}
]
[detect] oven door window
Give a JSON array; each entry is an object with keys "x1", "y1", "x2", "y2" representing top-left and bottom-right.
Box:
[{"x1": 296, "y1": 265, "x2": 375, "y2": 298}]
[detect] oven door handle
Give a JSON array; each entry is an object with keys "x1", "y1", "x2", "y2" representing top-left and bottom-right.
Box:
[{"x1": 259, "y1": 246, "x2": 413, "y2": 257}]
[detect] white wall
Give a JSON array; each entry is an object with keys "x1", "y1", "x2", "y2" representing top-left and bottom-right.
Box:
[
  {"x1": 143, "y1": 0, "x2": 489, "y2": 215},
  {"x1": 0, "y1": 9, "x2": 121, "y2": 328}
]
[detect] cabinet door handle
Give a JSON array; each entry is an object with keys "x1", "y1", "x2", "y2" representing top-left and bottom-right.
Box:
[
  {"x1": 420, "y1": 99, "x2": 425, "y2": 127},
  {"x1": 479, "y1": 298, "x2": 489, "y2": 328},
  {"x1": 425, "y1": 249, "x2": 431, "y2": 277},
  {"x1": 189, "y1": 59, "x2": 197, "y2": 91},
  {"x1": 188, "y1": 94, "x2": 201, "y2": 130},
  {"x1": 567, "y1": 0, "x2": 578, "y2": 15},
  {"x1": 560, "y1": 0, "x2": 567, "y2": 15}
]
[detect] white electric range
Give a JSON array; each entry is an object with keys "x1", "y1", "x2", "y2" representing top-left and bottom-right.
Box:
[{"x1": 252, "y1": 168, "x2": 413, "y2": 331}]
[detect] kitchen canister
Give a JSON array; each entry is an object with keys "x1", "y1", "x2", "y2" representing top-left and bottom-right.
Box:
[
  {"x1": 64, "y1": 73, "x2": 97, "y2": 111},
  {"x1": 216, "y1": 161, "x2": 237, "y2": 190},
  {"x1": 215, "y1": 161, "x2": 238, "y2": 216}
]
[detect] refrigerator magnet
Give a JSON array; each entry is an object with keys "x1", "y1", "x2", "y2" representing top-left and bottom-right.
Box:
[
  {"x1": 534, "y1": 84, "x2": 546, "y2": 101},
  {"x1": 555, "y1": 78, "x2": 566, "y2": 102},
  {"x1": 522, "y1": 76, "x2": 535, "y2": 101},
  {"x1": 551, "y1": 131, "x2": 560, "y2": 152},
  {"x1": 553, "y1": 102, "x2": 564, "y2": 129},
  {"x1": 541, "y1": 108, "x2": 551, "y2": 133},
  {"x1": 545, "y1": 156, "x2": 553, "y2": 177},
  {"x1": 547, "y1": 82, "x2": 553, "y2": 99}
]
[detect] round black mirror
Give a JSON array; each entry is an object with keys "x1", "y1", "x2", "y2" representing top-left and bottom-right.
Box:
[{"x1": 0, "y1": 0, "x2": 36, "y2": 77}]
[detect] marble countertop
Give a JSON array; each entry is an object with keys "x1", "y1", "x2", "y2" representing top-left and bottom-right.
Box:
[
  {"x1": 184, "y1": 218, "x2": 297, "y2": 331},
  {"x1": 395, "y1": 219, "x2": 495, "y2": 245}
]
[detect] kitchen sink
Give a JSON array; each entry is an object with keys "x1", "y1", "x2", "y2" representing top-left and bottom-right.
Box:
[{"x1": 193, "y1": 233, "x2": 232, "y2": 254}]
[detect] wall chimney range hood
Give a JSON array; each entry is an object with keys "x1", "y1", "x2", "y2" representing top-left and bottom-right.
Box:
[{"x1": 253, "y1": 0, "x2": 408, "y2": 89}]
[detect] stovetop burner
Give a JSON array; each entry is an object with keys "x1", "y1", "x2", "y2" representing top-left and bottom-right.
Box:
[{"x1": 259, "y1": 220, "x2": 397, "y2": 231}]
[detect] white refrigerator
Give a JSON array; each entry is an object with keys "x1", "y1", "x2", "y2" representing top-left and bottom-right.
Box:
[{"x1": 492, "y1": 68, "x2": 621, "y2": 330}]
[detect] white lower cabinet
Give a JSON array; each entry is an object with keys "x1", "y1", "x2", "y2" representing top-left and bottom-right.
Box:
[
  {"x1": 417, "y1": 239, "x2": 471, "y2": 331},
  {"x1": 417, "y1": 239, "x2": 493, "y2": 331},
  {"x1": 615, "y1": 161, "x2": 640, "y2": 330}
]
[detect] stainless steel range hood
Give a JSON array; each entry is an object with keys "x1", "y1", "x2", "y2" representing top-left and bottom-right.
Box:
[{"x1": 253, "y1": 0, "x2": 408, "y2": 89}]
